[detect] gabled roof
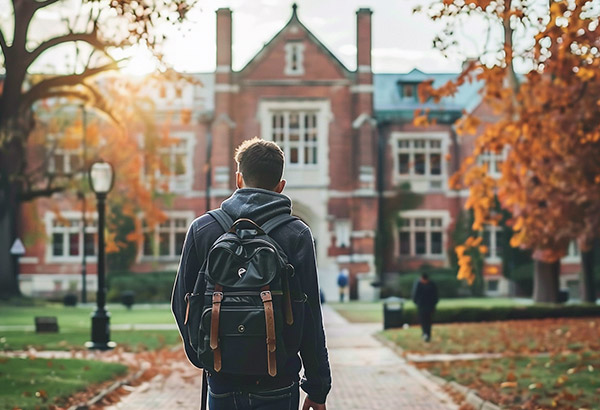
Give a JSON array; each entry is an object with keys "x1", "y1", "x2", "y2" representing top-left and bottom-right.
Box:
[
  {"x1": 374, "y1": 69, "x2": 484, "y2": 122},
  {"x1": 238, "y1": 4, "x2": 352, "y2": 78}
]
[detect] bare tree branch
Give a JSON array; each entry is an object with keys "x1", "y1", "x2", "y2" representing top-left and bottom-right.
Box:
[
  {"x1": 21, "y1": 62, "x2": 118, "y2": 108},
  {"x1": 34, "y1": 0, "x2": 62, "y2": 10},
  {"x1": 27, "y1": 30, "x2": 105, "y2": 67},
  {"x1": 0, "y1": 27, "x2": 8, "y2": 56},
  {"x1": 19, "y1": 186, "x2": 66, "y2": 201}
]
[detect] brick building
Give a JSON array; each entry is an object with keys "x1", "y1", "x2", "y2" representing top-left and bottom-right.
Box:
[{"x1": 17, "y1": 5, "x2": 583, "y2": 300}]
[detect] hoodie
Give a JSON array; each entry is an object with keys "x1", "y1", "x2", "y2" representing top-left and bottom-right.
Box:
[{"x1": 171, "y1": 188, "x2": 332, "y2": 404}]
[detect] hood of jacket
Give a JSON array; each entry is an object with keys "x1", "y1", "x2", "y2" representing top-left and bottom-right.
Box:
[{"x1": 220, "y1": 188, "x2": 292, "y2": 226}]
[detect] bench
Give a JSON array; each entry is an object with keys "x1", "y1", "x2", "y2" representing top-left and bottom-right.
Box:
[{"x1": 34, "y1": 316, "x2": 59, "y2": 333}]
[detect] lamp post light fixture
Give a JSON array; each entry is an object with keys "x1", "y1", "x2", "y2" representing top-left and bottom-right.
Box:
[{"x1": 86, "y1": 160, "x2": 116, "y2": 350}]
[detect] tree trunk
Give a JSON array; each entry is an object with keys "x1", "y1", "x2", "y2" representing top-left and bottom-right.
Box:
[
  {"x1": 0, "y1": 197, "x2": 20, "y2": 299},
  {"x1": 533, "y1": 259, "x2": 560, "y2": 303},
  {"x1": 579, "y1": 241, "x2": 596, "y2": 304}
]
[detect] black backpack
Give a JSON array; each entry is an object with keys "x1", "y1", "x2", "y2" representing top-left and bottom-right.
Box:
[{"x1": 184, "y1": 209, "x2": 303, "y2": 377}]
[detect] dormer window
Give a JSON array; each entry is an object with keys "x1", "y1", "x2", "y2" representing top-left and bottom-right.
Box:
[
  {"x1": 284, "y1": 41, "x2": 305, "y2": 76},
  {"x1": 398, "y1": 82, "x2": 418, "y2": 101}
]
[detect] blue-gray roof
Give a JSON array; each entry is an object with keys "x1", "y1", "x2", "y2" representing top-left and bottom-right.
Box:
[{"x1": 374, "y1": 69, "x2": 483, "y2": 121}]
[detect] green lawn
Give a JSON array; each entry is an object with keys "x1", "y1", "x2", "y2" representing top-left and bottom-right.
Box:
[
  {"x1": 0, "y1": 356, "x2": 127, "y2": 410},
  {"x1": 0, "y1": 329, "x2": 181, "y2": 352},
  {"x1": 331, "y1": 298, "x2": 524, "y2": 323},
  {"x1": 423, "y1": 352, "x2": 600, "y2": 409},
  {"x1": 0, "y1": 304, "x2": 181, "y2": 352},
  {"x1": 0, "y1": 303, "x2": 175, "y2": 329}
]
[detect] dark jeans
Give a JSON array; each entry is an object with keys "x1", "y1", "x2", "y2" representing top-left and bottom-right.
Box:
[
  {"x1": 418, "y1": 309, "x2": 434, "y2": 339},
  {"x1": 208, "y1": 382, "x2": 299, "y2": 410}
]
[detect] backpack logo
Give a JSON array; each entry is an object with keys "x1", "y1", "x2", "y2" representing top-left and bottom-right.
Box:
[{"x1": 238, "y1": 267, "x2": 246, "y2": 277}]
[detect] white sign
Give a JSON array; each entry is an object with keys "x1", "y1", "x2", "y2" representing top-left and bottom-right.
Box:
[{"x1": 10, "y1": 238, "x2": 26, "y2": 256}]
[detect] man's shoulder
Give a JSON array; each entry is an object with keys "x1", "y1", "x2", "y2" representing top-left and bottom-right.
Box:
[
  {"x1": 190, "y1": 213, "x2": 221, "y2": 237},
  {"x1": 286, "y1": 218, "x2": 311, "y2": 235}
]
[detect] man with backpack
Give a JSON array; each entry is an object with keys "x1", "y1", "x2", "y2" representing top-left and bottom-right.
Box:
[{"x1": 172, "y1": 138, "x2": 331, "y2": 410}]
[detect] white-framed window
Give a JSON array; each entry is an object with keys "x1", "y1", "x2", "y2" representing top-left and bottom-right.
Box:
[
  {"x1": 284, "y1": 42, "x2": 305, "y2": 76},
  {"x1": 154, "y1": 132, "x2": 194, "y2": 192},
  {"x1": 260, "y1": 100, "x2": 331, "y2": 186},
  {"x1": 398, "y1": 211, "x2": 449, "y2": 258},
  {"x1": 45, "y1": 212, "x2": 97, "y2": 263},
  {"x1": 483, "y1": 225, "x2": 503, "y2": 262},
  {"x1": 477, "y1": 149, "x2": 505, "y2": 178},
  {"x1": 47, "y1": 135, "x2": 82, "y2": 175},
  {"x1": 562, "y1": 241, "x2": 580, "y2": 263},
  {"x1": 141, "y1": 211, "x2": 194, "y2": 260},
  {"x1": 334, "y1": 220, "x2": 351, "y2": 248},
  {"x1": 392, "y1": 133, "x2": 447, "y2": 191},
  {"x1": 271, "y1": 111, "x2": 318, "y2": 166},
  {"x1": 398, "y1": 82, "x2": 417, "y2": 100},
  {"x1": 486, "y1": 279, "x2": 499, "y2": 292}
]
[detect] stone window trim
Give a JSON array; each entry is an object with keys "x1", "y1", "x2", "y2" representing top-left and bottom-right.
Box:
[
  {"x1": 45, "y1": 211, "x2": 98, "y2": 264},
  {"x1": 139, "y1": 210, "x2": 195, "y2": 262},
  {"x1": 395, "y1": 210, "x2": 450, "y2": 260},
  {"x1": 390, "y1": 132, "x2": 449, "y2": 191},
  {"x1": 284, "y1": 41, "x2": 305, "y2": 76}
]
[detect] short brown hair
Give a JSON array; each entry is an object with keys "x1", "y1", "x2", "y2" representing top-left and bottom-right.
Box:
[{"x1": 234, "y1": 137, "x2": 284, "y2": 190}]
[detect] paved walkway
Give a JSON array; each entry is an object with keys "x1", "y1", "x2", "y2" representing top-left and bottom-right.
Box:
[{"x1": 104, "y1": 305, "x2": 456, "y2": 409}]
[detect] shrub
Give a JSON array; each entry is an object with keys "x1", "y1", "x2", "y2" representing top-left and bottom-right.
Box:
[
  {"x1": 393, "y1": 269, "x2": 468, "y2": 299},
  {"x1": 63, "y1": 293, "x2": 78, "y2": 307},
  {"x1": 107, "y1": 271, "x2": 176, "y2": 303},
  {"x1": 510, "y1": 263, "x2": 534, "y2": 297},
  {"x1": 388, "y1": 304, "x2": 600, "y2": 327}
]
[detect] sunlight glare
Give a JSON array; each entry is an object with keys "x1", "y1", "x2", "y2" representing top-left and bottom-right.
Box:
[{"x1": 116, "y1": 46, "x2": 158, "y2": 76}]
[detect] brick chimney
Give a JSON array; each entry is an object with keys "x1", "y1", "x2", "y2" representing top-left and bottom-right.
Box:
[
  {"x1": 356, "y1": 8, "x2": 372, "y2": 75},
  {"x1": 212, "y1": 8, "x2": 235, "y2": 193},
  {"x1": 216, "y1": 8, "x2": 232, "y2": 73}
]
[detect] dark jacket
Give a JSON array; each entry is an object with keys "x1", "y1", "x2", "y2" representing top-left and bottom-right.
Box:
[
  {"x1": 171, "y1": 188, "x2": 331, "y2": 404},
  {"x1": 412, "y1": 279, "x2": 439, "y2": 311}
]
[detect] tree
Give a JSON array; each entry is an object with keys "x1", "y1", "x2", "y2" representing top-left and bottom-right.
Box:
[
  {"x1": 417, "y1": 0, "x2": 600, "y2": 302},
  {"x1": 0, "y1": 0, "x2": 196, "y2": 298}
]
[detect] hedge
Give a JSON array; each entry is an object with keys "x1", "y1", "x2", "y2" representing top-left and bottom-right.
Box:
[
  {"x1": 106, "y1": 271, "x2": 176, "y2": 303},
  {"x1": 392, "y1": 270, "x2": 471, "y2": 299},
  {"x1": 388, "y1": 304, "x2": 600, "y2": 327}
]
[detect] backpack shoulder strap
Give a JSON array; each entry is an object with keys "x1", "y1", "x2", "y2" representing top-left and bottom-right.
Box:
[
  {"x1": 261, "y1": 214, "x2": 297, "y2": 235},
  {"x1": 207, "y1": 209, "x2": 234, "y2": 232}
]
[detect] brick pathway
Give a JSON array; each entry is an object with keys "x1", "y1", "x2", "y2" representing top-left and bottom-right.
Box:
[{"x1": 105, "y1": 305, "x2": 456, "y2": 410}]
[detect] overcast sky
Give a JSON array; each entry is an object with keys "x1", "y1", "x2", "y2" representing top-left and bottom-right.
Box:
[
  {"x1": 1, "y1": 0, "x2": 488, "y2": 75},
  {"x1": 161, "y1": 0, "x2": 469, "y2": 73}
]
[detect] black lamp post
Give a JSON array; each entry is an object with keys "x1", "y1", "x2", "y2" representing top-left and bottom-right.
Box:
[{"x1": 86, "y1": 160, "x2": 116, "y2": 350}]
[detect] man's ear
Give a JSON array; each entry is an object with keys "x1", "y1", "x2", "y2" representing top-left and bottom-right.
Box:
[
  {"x1": 274, "y1": 179, "x2": 286, "y2": 193},
  {"x1": 236, "y1": 172, "x2": 244, "y2": 189}
]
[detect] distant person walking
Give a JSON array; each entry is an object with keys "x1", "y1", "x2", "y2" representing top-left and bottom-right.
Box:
[
  {"x1": 411, "y1": 273, "x2": 439, "y2": 342},
  {"x1": 337, "y1": 269, "x2": 348, "y2": 302}
]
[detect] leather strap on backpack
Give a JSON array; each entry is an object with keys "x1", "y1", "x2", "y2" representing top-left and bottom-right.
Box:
[
  {"x1": 260, "y1": 286, "x2": 277, "y2": 377},
  {"x1": 210, "y1": 284, "x2": 224, "y2": 372}
]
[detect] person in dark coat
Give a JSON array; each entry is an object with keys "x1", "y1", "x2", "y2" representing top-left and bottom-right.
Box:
[{"x1": 411, "y1": 273, "x2": 439, "y2": 342}]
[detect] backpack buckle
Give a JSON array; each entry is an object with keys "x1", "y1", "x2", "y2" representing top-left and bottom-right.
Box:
[
  {"x1": 260, "y1": 290, "x2": 272, "y2": 302},
  {"x1": 212, "y1": 291, "x2": 223, "y2": 303}
]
